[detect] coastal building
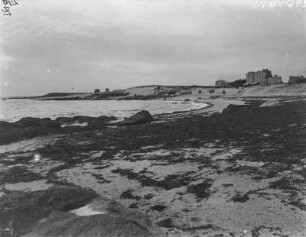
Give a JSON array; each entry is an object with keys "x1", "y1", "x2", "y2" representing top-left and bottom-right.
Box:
[
  {"x1": 261, "y1": 75, "x2": 283, "y2": 86},
  {"x1": 288, "y1": 75, "x2": 306, "y2": 84},
  {"x1": 215, "y1": 80, "x2": 229, "y2": 88},
  {"x1": 246, "y1": 69, "x2": 272, "y2": 85},
  {"x1": 105, "y1": 88, "x2": 110, "y2": 93},
  {"x1": 246, "y1": 72, "x2": 256, "y2": 84},
  {"x1": 94, "y1": 89, "x2": 100, "y2": 94}
]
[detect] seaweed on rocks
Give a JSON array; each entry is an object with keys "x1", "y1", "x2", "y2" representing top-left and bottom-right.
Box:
[
  {"x1": 288, "y1": 200, "x2": 306, "y2": 211},
  {"x1": 120, "y1": 190, "x2": 141, "y2": 200},
  {"x1": 230, "y1": 193, "x2": 250, "y2": 203},
  {"x1": 269, "y1": 177, "x2": 297, "y2": 190},
  {"x1": 129, "y1": 203, "x2": 139, "y2": 209},
  {"x1": 151, "y1": 205, "x2": 167, "y2": 211},
  {"x1": 91, "y1": 173, "x2": 111, "y2": 184},
  {"x1": 251, "y1": 226, "x2": 283, "y2": 237},
  {"x1": 181, "y1": 224, "x2": 215, "y2": 231},
  {"x1": 0, "y1": 185, "x2": 97, "y2": 236},
  {"x1": 186, "y1": 180, "x2": 212, "y2": 201},
  {"x1": 112, "y1": 168, "x2": 198, "y2": 190},
  {"x1": 0, "y1": 166, "x2": 43, "y2": 184},
  {"x1": 156, "y1": 218, "x2": 174, "y2": 228}
]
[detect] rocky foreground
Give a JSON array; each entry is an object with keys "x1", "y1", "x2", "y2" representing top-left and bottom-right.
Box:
[{"x1": 1, "y1": 99, "x2": 306, "y2": 236}]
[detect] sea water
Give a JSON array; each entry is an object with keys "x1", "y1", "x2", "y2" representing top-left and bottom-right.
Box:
[{"x1": 0, "y1": 99, "x2": 207, "y2": 122}]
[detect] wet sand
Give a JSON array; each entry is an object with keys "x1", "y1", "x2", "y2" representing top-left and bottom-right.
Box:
[{"x1": 1, "y1": 98, "x2": 306, "y2": 236}]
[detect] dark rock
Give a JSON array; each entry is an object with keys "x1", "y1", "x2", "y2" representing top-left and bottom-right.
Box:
[
  {"x1": 151, "y1": 205, "x2": 167, "y2": 211},
  {"x1": 230, "y1": 193, "x2": 250, "y2": 203},
  {"x1": 38, "y1": 140, "x2": 76, "y2": 155},
  {"x1": 15, "y1": 117, "x2": 41, "y2": 128},
  {"x1": 15, "y1": 117, "x2": 60, "y2": 129},
  {"x1": 23, "y1": 126, "x2": 49, "y2": 138},
  {"x1": 24, "y1": 202, "x2": 166, "y2": 237},
  {"x1": 55, "y1": 117, "x2": 74, "y2": 123},
  {"x1": 121, "y1": 110, "x2": 153, "y2": 126},
  {"x1": 144, "y1": 193, "x2": 155, "y2": 200},
  {"x1": 7, "y1": 187, "x2": 166, "y2": 237},
  {"x1": 156, "y1": 218, "x2": 174, "y2": 228},
  {"x1": 223, "y1": 104, "x2": 248, "y2": 114},
  {"x1": 72, "y1": 116, "x2": 94, "y2": 123},
  {"x1": 0, "y1": 121, "x2": 17, "y2": 129},
  {"x1": 90, "y1": 116, "x2": 117, "y2": 128},
  {"x1": 39, "y1": 118, "x2": 61, "y2": 129},
  {"x1": 129, "y1": 203, "x2": 139, "y2": 209},
  {"x1": 120, "y1": 190, "x2": 141, "y2": 200},
  {"x1": 55, "y1": 116, "x2": 93, "y2": 125},
  {"x1": 269, "y1": 177, "x2": 296, "y2": 190},
  {"x1": 14, "y1": 117, "x2": 60, "y2": 138},
  {"x1": 98, "y1": 115, "x2": 117, "y2": 121},
  {"x1": 0, "y1": 166, "x2": 43, "y2": 184},
  {"x1": 21, "y1": 118, "x2": 60, "y2": 138},
  {"x1": 0, "y1": 185, "x2": 97, "y2": 236},
  {"x1": 0, "y1": 184, "x2": 165, "y2": 237},
  {"x1": 0, "y1": 126, "x2": 24, "y2": 145},
  {"x1": 0, "y1": 117, "x2": 61, "y2": 144},
  {"x1": 186, "y1": 181, "x2": 212, "y2": 200}
]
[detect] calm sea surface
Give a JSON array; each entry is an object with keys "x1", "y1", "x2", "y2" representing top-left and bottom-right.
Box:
[{"x1": 0, "y1": 99, "x2": 207, "y2": 122}]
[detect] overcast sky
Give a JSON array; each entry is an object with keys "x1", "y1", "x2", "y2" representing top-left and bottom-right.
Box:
[{"x1": 1, "y1": 0, "x2": 306, "y2": 96}]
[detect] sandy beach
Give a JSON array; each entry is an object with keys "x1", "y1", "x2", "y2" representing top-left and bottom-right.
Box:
[{"x1": 1, "y1": 96, "x2": 306, "y2": 237}]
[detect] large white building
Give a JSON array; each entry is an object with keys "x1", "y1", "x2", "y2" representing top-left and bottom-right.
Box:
[{"x1": 246, "y1": 69, "x2": 282, "y2": 86}]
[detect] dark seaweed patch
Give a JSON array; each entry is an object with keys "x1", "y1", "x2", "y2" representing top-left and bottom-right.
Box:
[
  {"x1": 231, "y1": 193, "x2": 250, "y2": 203},
  {"x1": 120, "y1": 190, "x2": 141, "y2": 200},
  {"x1": 156, "y1": 218, "x2": 174, "y2": 228},
  {"x1": 186, "y1": 180, "x2": 212, "y2": 200},
  {"x1": 0, "y1": 166, "x2": 43, "y2": 184},
  {"x1": 112, "y1": 168, "x2": 197, "y2": 190},
  {"x1": 151, "y1": 205, "x2": 167, "y2": 211}
]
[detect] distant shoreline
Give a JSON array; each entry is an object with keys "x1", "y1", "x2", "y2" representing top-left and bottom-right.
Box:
[{"x1": 3, "y1": 83, "x2": 306, "y2": 101}]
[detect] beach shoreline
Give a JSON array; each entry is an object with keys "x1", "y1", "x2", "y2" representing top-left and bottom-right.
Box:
[{"x1": 1, "y1": 97, "x2": 306, "y2": 236}]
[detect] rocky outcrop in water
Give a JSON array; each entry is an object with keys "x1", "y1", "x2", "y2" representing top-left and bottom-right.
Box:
[
  {"x1": 0, "y1": 115, "x2": 117, "y2": 145},
  {"x1": 0, "y1": 118, "x2": 61, "y2": 145},
  {"x1": 121, "y1": 110, "x2": 153, "y2": 126}
]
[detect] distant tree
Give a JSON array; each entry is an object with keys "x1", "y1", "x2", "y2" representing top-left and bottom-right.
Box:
[
  {"x1": 229, "y1": 79, "x2": 247, "y2": 88},
  {"x1": 168, "y1": 90, "x2": 176, "y2": 95},
  {"x1": 155, "y1": 86, "x2": 161, "y2": 92}
]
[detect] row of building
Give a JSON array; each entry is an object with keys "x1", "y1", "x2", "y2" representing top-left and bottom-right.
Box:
[
  {"x1": 94, "y1": 88, "x2": 110, "y2": 94},
  {"x1": 288, "y1": 75, "x2": 306, "y2": 84},
  {"x1": 215, "y1": 69, "x2": 306, "y2": 88},
  {"x1": 215, "y1": 80, "x2": 230, "y2": 88},
  {"x1": 246, "y1": 69, "x2": 282, "y2": 86}
]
